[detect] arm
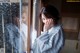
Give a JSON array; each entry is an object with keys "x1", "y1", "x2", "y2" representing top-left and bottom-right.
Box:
[
  {"x1": 37, "y1": 28, "x2": 64, "y2": 53},
  {"x1": 4, "y1": 27, "x2": 12, "y2": 52},
  {"x1": 53, "y1": 29, "x2": 64, "y2": 53}
]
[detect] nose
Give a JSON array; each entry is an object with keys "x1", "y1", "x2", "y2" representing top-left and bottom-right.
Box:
[{"x1": 42, "y1": 19, "x2": 48, "y2": 24}]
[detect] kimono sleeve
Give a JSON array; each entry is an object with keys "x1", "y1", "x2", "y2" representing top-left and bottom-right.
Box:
[
  {"x1": 37, "y1": 28, "x2": 64, "y2": 53},
  {"x1": 4, "y1": 27, "x2": 12, "y2": 53}
]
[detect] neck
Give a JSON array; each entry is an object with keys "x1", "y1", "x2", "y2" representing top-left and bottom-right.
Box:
[{"x1": 50, "y1": 24, "x2": 54, "y2": 28}]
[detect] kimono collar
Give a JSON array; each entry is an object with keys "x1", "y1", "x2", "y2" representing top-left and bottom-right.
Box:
[
  {"x1": 48, "y1": 26, "x2": 54, "y2": 34},
  {"x1": 48, "y1": 25, "x2": 61, "y2": 35}
]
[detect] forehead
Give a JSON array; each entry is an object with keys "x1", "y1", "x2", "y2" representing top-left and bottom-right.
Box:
[{"x1": 41, "y1": 13, "x2": 46, "y2": 19}]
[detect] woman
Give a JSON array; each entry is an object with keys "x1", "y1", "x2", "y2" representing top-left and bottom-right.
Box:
[{"x1": 32, "y1": 5, "x2": 64, "y2": 53}]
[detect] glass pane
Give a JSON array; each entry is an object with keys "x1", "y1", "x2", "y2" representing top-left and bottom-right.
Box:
[
  {"x1": 2, "y1": 2, "x2": 22, "y2": 53},
  {"x1": 0, "y1": 0, "x2": 32, "y2": 53},
  {"x1": 0, "y1": 0, "x2": 29, "y2": 53},
  {"x1": 22, "y1": 0, "x2": 28, "y2": 53},
  {"x1": 0, "y1": 3, "x2": 3, "y2": 49}
]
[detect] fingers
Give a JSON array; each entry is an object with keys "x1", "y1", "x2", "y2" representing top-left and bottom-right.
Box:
[
  {"x1": 43, "y1": 19, "x2": 53, "y2": 31},
  {"x1": 46, "y1": 19, "x2": 52, "y2": 25}
]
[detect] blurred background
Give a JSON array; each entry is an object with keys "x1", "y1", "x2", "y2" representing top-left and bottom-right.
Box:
[{"x1": 0, "y1": 0, "x2": 80, "y2": 53}]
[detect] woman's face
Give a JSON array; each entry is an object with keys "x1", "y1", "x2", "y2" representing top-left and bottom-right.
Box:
[
  {"x1": 22, "y1": 13, "x2": 28, "y2": 25},
  {"x1": 41, "y1": 13, "x2": 53, "y2": 24},
  {"x1": 41, "y1": 13, "x2": 48, "y2": 24}
]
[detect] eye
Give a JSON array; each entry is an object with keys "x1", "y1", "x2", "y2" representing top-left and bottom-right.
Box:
[
  {"x1": 42, "y1": 18, "x2": 45, "y2": 20},
  {"x1": 41, "y1": 14, "x2": 47, "y2": 21}
]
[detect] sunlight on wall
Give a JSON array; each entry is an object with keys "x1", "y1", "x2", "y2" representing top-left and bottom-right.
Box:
[{"x1": 66, "y1": 0, "x2": 80, "y2": 2}]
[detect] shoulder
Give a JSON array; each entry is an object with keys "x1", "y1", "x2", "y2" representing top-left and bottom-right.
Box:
[
  {"x1": 5, "y1": 23, "x2": 18, "y2": 32},
  {"x1": 50, "y1": 25, "x2": 62, "y2": 34},
  {"x1": 54, "y1": 24, "x2": 63, "y2": 33},
  {"x1": 5, "y1": 23, "x2": 14, "y2": 29},
  {"x1": 49, "y1": 25, "x2": 63, "y2": 37}
]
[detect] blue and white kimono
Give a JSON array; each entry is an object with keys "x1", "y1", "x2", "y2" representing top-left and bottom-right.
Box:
[
  {"x1": 4, "y1": 23, "x2": 24, "y2": 53},
  {"x1": 32, "y1": 25, "x2": 64, "y2": 53}
]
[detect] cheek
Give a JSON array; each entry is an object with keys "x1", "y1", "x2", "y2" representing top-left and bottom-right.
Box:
[
  {"x1": 22, "y1": 18, "x2": 26, "y2": 22},
  {"x1": 42, "y1": 20, "x2": 47, "y2": 24}
]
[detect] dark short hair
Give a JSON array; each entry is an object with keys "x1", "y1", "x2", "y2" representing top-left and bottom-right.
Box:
[
  {"x1": 4, "y1": 3, "x2": 19, "y2": 24},
  {"x1": 40, "y1": 5, "x2": 60, "y2": 25},
  {"x1": 11, "y1": 3, "x2": 19, "y2": 18}
]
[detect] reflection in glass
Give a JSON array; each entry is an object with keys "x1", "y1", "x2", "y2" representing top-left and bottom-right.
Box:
[
  {"x1": 0, "y1": 3, "x2": 3, "y2": 49},
  {"x1": 0, "y1": 2, "x2": 27, "y2": 53},
  {"x1": 0, "y1": 0, "x2": 30, "y2": 53},
  {"x1": 22, "y1": 0, "x2": 28, "y2": 53}
]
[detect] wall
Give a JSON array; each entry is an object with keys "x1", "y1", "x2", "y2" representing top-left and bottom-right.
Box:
[{"x1": 60, "y1": 40, "x2": 80, "y2": 53}]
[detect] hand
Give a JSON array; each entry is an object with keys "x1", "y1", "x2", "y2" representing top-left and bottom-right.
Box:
[{"x1": 43, "y1": 19, "x2": 53, "y2": 32}]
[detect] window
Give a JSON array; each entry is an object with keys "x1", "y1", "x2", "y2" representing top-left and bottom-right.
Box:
[
  {"x1": 66, "y1": 0, "x2": 80, "y2": 2},
  {"x1": 0, "y1": 0, "x2": 42, "y2": 53},
  {"x1": 0, "y1": 0, "x2": 32, "y2": 53}
]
